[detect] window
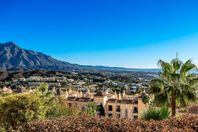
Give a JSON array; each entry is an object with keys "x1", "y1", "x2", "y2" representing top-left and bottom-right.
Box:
[
  {"x1": 125, "y1": 109, "x2": 128, "y2": 117},
  {"x1": 134, "y1": 115, "x2": 138, "y2": 119},
  {"x1": 133, "y1": 107, "x2": 138, "y2": 113},
  {"x1": 108, "y1": 105, "x2": 113, "y2": 111},
  {"x1": 116, "y1": 106, "x2": 121, "y2": 112},
  {"x1": 109, "y1": 114, "x2": 113, "y2": 117},
  {"x1": 82, "y1": 106, "x2": 85, "y2": 111},
  {"x1": 97, "y1": 104, "x2": 105, "y2": 116}
]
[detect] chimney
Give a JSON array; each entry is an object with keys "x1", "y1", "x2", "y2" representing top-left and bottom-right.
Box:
[
  {"x1": 118, "y1": 92, "x2": 122, "y2": 100},
  {"x1": 69, "y1": 88, "x2": 72, "y2": 93},
  {"x1": 65, "y1": 91, "x2": 68, "y2": 98},
  {"x1": 105, "y1": 89, "x2": 109, "y2": 94},
  {"x1": 123, "y1": 90, "x2": 126, "y2": 98},
  {"x1": 114, "y1": 91, "x2": 118, "y2": 99},
  {"x1": 86, "y1": 89, "x2": 90, "y2": 96},
  {"x1": 78, "y1": 91, "x2": 83, "y2": 97}
]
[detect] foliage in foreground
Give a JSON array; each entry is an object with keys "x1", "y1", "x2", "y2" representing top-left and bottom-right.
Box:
[
  {"x1": 0, "y1": 84, "x2": 81, "y2": 130},
  {"x1": 18, "y1": 115, "x2": 198, "y2": 132},
  {"x1": 142, "y1": 106, "x2": 170, "y2": 121},
  {"x1": 0, "y1": 93, "x2": 46, "y2": 130}
]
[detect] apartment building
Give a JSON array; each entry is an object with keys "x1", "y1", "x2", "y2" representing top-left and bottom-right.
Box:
[{"x1": 65, "y1": 90, "x2": 147, "y2": 119}]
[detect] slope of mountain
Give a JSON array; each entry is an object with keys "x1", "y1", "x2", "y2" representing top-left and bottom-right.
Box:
[
  {"x1": 0, "y1": 42, "x2": 80, "y2": 71},
  {"x1": 0, "y1": 42, "x2": 159, "y2": 72}
]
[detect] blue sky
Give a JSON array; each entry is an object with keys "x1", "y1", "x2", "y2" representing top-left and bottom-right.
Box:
[{"x1": 0, "y1": 0, "x2": 198, "y2": 68}]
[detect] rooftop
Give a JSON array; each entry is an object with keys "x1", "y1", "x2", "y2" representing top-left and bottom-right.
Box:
[
  {"x1": 94, "y1": 91, "x2": 105, "y2": 97},
  {"x1": 75, "y1": 97, "x2": 93, "y2": 102},
  {"x1": 107, "y1": 98, "x2": 138, "y2": 104}
]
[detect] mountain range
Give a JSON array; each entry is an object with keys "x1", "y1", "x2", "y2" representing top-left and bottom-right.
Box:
[{"x1": 0, "y1": 42, "x2": 159, "y2": 72}]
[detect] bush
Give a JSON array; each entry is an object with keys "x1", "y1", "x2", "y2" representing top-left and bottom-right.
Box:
[
  {"x1": 47, "y1": 97, "x2": 81, "y2": 117},
  {"x1": 142, "y1": 106, "x2": 170, "y2": 121},
  {"x1": 20, "y1": 115, "x2": 198, "y2": 132},
  {"x1": 142, "y1": 94, "x2": 150, "y2": 104},
  {"x1": 85, "y1": 102, "x2": 97, "y2": 116},
  {"x1": 0, "y1": 84, "x2": 82, "y2": 130},
  {"x1": 0, "y1": 93, "x2": 46, "y2": 130},
  {"x1": 34, "y1": 84, "x2": 81, "y2": 118}
]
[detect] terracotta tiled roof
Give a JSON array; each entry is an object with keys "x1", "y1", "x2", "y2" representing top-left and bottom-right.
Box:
[
  {"x1": 94, "y1": 91, "x2": 104, "y2": 97},
  {"x1": 133, "y1": 99, "x2": 138, "y2": 104},
  {"x1": 67, "y1": 97, "x2": 76, "y2": 101},
  {"x1": 107, "y1": 99, "x2": 117, "y2": 103},
  {"x1": 107, "y1": 98, "x2": 138, "y2": 104},
  {"x1": 117, "y1": 99, "x2": 133, "y2": 104},
  {"x1": 75, "y1": 97, "x2": 92, "y2": 102}
]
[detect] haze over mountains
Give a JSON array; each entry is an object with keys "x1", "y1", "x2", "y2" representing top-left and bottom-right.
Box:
[{"x1": 0, "y1": 42, "x2": 159, "y2": 72}]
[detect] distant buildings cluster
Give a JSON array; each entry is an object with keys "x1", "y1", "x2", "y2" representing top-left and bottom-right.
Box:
[{"x1": 19, "y1": 76, "x2": 65, "y2": 87}]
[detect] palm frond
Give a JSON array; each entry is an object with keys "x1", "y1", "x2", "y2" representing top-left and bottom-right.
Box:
[
  {"x1": 158, "y1": 60, "x2": 173, "y2": 80},
  {"x1": 153, "y1": 92, "x2": 169, "y2": 106},
  {"x1": 177, "y1": 83, "x2": 198, "y2": 106},
  {"x1": 150, "y1": 79, "x2": 165, "y2": 94},
  {"x1": 180, "y1": 59, "x2": 197, "y2": 77},
  {"x1": 171, "y1": 58, "x2": 182, "y2": 73}
]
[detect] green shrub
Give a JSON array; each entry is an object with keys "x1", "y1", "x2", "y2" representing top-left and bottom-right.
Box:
[
  {"x1": 47, "y1": 101, "x2": 68, "y2": 117},
  {"x1": 47, "y1": 97, "x2": 81, "y2": 117},
  {"x1": 142, "y1": 94, "x2": 150, "y2": 104},
  {"x1": 0, "y1": 93, "x2": 46, "y2": 130},
  {"x1": 142, "y1": 106, "x2": 170, "y2": 121},
  {"x1": 159, "y1": 106, "x2": 170, "y2": 120},
  {"x1": 0, "y1": 84, "x2": 82, "y2": 130},
  {"x1": 85, "y1": 102, "x2": 97, "y2": 116},
  {"x1": 0, "y1": 127, "x2": 5, "y2": 132},
  {"x1": 34, "y1": 84, "x2": 81, "y2": 118}
]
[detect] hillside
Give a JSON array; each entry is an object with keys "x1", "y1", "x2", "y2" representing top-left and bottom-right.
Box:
[
  {"x1": 0, "y1": 42, "x2": 159, "y2": 73},
  {"x1": 0, "y1": 42, "x2": 80, "y2": 71}
]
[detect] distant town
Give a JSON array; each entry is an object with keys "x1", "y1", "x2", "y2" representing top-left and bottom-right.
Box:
[
  {"x1": 0, "y1": 69, "x2": 154, "y2": 120},
  {"x1": 0, "y1": 70, "x2": 156, "y2": 94},
  {"x1": 0, "y1": 69, "x2": 197, "y2": 120}
]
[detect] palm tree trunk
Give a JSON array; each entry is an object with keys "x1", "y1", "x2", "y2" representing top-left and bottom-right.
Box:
[{"x1": 171, "y1": 94, "x2": 176, "y2": 117}]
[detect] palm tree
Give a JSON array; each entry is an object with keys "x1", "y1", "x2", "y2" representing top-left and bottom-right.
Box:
[{"x1": 150, "y1": 58, "x2": 198, "y2": 116}]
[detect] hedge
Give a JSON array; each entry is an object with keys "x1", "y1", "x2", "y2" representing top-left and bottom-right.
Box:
[{"x1": 18, "y1": 115, "x2": 198, "y2": 132}]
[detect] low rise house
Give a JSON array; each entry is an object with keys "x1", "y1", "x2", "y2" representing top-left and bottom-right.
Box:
[
  {"x1": 0, "y1": 86, "x2": 13, "y2": 94},
  {"x1": 67, "y1": 97, "x2": 93, "y2": 111}
]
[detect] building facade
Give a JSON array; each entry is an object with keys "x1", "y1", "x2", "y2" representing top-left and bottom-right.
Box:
[{"x1": 64, "y1": 90, "x2": 148, "y2": 119}]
